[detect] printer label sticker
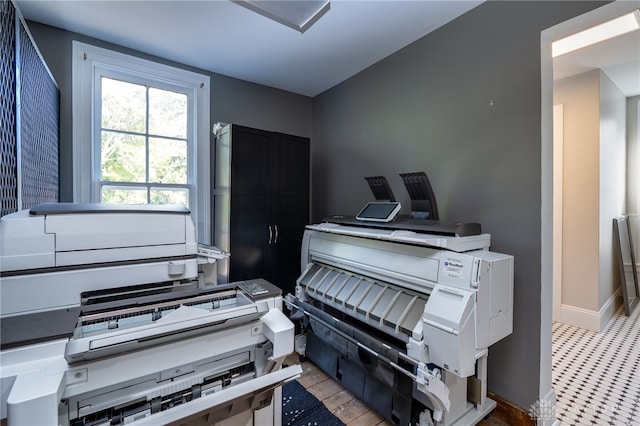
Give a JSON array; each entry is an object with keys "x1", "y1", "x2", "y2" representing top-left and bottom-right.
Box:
[{"x1": 443, "y1": 259, "x2": 465, "y2": 279}]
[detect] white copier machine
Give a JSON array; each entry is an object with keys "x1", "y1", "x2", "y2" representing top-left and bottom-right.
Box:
[
  {"x1": 0, "y1": 203, "x2": 301, "y2": 426},
  {"x1": 286, "y1": 216, "x2": 513, "y2": 425}
]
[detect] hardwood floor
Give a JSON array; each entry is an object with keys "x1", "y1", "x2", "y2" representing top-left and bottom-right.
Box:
[
  {"x1": 284, "y1": 352, "x2": 391, "y2": 426},
  {"x1": 283, "y1": 353, "x2": 509, "y2": 426}
]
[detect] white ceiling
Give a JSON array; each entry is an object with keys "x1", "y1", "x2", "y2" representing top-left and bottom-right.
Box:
[
  {"x1": 15, "y1": 0, "x2": 640, "y2": 98},
  {"x1": 15, "y1": 0, "x2": 484, "y2": 97},
  {"x1": 553, "y1": 28, "x2": 640, "y2": 97}
]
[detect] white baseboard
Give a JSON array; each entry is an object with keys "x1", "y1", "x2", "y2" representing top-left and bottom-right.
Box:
[{"x1": 559, "y1": 288, "x2": 621, "y2": 332}]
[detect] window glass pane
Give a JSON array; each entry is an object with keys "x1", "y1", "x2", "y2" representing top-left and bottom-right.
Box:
[
  {"x1": 101, "y1": 131, "x2": 146, "y2": 182},
  {"x1": 101, "y1": 78, "x2": 146, "y2": 133},
  {"x1": 150, "y1": 187, "x2": 188, "y2": 206},
  {"x1": 149, "y1": 137, "x2": 187, "y2": 184},
  {"x1": 148, "y1": 88, "x2": 187, "y2": 138},
  {"x1": 102, "y1": 186, "x2": 148, "y2": 204}
]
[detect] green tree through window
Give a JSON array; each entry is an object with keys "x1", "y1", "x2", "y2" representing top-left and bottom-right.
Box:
[{"x1": 100, "y1": 77, "x2": 188, "y2": 206}]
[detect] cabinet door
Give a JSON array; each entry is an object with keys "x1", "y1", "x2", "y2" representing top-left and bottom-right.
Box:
[
  {"x1": 228, "y1": 126, "x2": 272, "y2": 282},
  {"x1": 269, "y1": 133, "x2": 310, "y2": 295}
]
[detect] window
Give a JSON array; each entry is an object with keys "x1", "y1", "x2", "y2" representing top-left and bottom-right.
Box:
[
  {"x1": 99, "y1": 77, "x2": 189, "y2": 205},
  {"x1": 72, "y1": 42, "x2": 210, "y2": 242}
]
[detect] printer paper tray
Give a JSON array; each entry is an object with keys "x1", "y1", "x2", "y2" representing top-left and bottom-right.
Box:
[
  {"x1": 65, "y1": 304, "x2": 266, "y2": 362},
  {"x1": 299, "y1": 263, "x2": 427, "y2": 342},
  {"x1": 128, "y1": 365, "x2": 302, "y2": 426}
]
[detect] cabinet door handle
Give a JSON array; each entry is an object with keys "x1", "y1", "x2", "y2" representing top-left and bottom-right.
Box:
[
  {"x1": 268, "y1": 225, "x2": 272, "y2": 244},
  {"x1": 274, "y1": 225, "x2": 279, "y2": 244}
]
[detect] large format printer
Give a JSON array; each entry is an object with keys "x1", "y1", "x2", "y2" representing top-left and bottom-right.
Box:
[
  {"x1": 286, "y1": 216, "x2": 513, "y2": 425},
  {"x1": 0, "y1": 203, "x2": 300, "y2": 426}
]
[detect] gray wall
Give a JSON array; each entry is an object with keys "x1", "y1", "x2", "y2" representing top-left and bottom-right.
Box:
[
  {"x1": 629, "y1": 97, "x2": 640, "y2": 269},
  {"x1": 554, "y1": 69, "x2": 627, "y2": 329},
  {"x1": 629, "y1": 96, "x2": 640, "y2": 216},
  {"x1": 555, "y1": 71, "x2": 600, "y2": 313},
  {"x1": 312, "y1": 0, "x2": 606, "y2": 409},
  {"x1": 598, "y1": 71, "x2": 627, "y2": 311},
  {"x1": 26, "y1": 21, "x2": 313, "y2": 202}
]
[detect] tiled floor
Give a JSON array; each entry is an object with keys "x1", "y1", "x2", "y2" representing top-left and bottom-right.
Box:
[{"x1": 552, "y1": 306, "x2": 640, "y2": 425}]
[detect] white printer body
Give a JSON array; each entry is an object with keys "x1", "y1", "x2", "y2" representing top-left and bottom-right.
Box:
[
  {"x1": 287, "y1": 221, "x2": 513, "y2": 425},
  {"x1": 0, "y1": 203, "x2": 300, "y2": 426}
]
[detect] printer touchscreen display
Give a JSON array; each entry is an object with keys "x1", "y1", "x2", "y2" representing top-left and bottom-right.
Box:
[{"x1": 355, "y1": 201, "x2": 401, "y2": 222}]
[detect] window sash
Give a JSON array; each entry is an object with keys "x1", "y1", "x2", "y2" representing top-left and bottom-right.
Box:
[
  {"x1": 93, "y1": 69, "x2": 195, "y2": 195},
  {"x1": 100, "y1": 182, "x2": 192, "y2": 205}
]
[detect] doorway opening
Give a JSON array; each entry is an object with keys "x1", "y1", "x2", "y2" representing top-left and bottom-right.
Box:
[{"x1": 541, "y1": 1, "x2": 640, "y2": 424}]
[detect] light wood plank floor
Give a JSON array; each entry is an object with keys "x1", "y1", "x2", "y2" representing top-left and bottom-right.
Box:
[
  {"x1": 284, "y1": 352, "x2": 392, "y2": 426},
  {"x1": 283, "y1": 353, "x2": 508, "y2": 426}
]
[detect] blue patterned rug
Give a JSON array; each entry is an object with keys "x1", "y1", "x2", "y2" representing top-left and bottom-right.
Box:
[{"x1": 282, "y1": 380, "x2": 345, "y2": 426}]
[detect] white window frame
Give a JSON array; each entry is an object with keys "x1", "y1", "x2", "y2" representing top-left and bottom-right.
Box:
[{"x1": 72, "y1": 41, "x2": 211, "y2": 243}]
